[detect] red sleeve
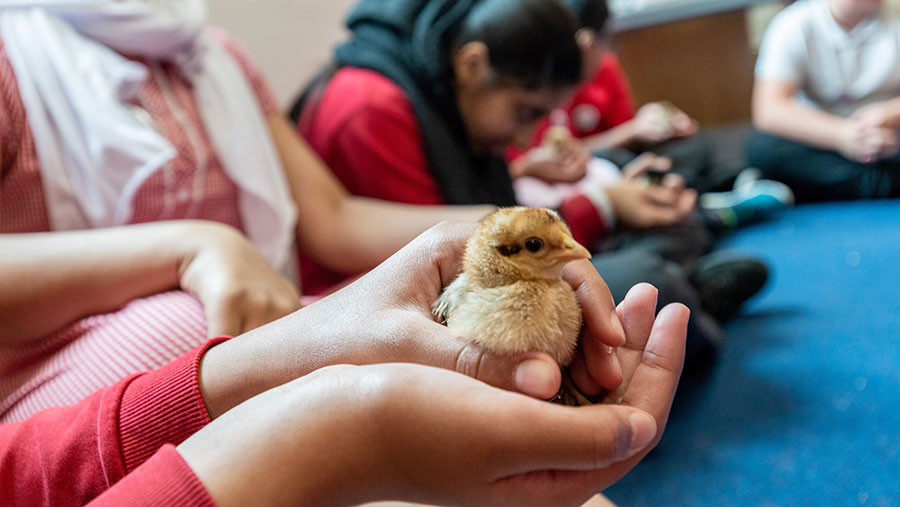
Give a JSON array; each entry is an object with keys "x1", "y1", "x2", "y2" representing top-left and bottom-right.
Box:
[
  {"x1": 327, "y1": 98, "x2": 445, "y2": 205},
  {"x1": 558, "y1": 193, "x2": 609, "y2": 248},
  {"x1": 88, "y1": 445, "x2": 213, "y2": 506},
  {"x1": 0, "y1": 338, "x2": 227, "y2": 505}
]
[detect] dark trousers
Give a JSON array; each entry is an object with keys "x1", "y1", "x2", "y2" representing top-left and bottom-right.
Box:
[{"x1": 747, "y1": 130, "x2": 900, "y2": 203}]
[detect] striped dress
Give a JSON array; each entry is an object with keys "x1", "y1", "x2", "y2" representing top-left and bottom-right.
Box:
[{"x1": 0, "y1": 29, "x2": 280, "y2": 422}]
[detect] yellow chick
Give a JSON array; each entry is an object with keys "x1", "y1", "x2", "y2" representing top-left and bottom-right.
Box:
[
  {"x1": 542, "y1": 124, "x2": 573, "y2": 161},
  {"x1": 434, "y1": 207, "x2": 592, "y2": 368}
]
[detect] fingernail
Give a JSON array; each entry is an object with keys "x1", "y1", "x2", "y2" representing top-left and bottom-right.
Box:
[
  {"x1": 628, "y1": 412, "x2": 657, "y2": 453},
  {"x1": 515, "y1": 359, "x2": 558, "y2": 398},
  {"x1": 610, "y1": 311, "x2": 626, "y2": 345}
]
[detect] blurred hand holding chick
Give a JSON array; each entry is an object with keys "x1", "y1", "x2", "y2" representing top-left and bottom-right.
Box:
[
  {"x1": 509, "y1": 127, "x2": 590, "y2": 184},
  {"x1": 630, "y1": 101, "x2": 699, "y2": 145},
  {"x1": 605, "y1": 153, "x2": 697, "y2": 230}
]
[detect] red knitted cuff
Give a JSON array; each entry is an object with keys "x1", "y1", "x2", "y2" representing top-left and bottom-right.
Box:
[{"x1": 118, "y1": 337, "x2": 230, "y2": 473}]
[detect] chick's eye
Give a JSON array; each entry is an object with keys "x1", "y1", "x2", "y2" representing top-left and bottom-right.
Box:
[{"x1": 524, "y1": 237, "x2": 544, "y2": 253}]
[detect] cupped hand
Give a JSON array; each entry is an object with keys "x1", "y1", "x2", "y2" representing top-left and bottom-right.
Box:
[
  {"x1": 512, "y1": 139, "x2": 590, "y2": 184},
  {"x1": 839, "y1": 115, "x2": 899, "y2": 163},
  {"x1": 205, "y1": 221, "x2": 628, "y2": 420},
  {"x1": 852, "y1": 101, "x2": 900, "y2": 131},
  {"x1": 666, "y1": 103, "x2": 700, "y2": 138},
  {"x1": 180, "y1": 282, "x2": 687, "y2": 507},
  {"x1": 181, "y1": 363, "x2": 649, "y2": 507},
  {"x1": 606, "y1": 154, "x2": 696, "y2": 229},
  {"x1": 177, "y1": 222, "x2": 301, "y2": 338},
  {"x1": 569, "y1": 282, "x2": 689, "y2": 480},
  {"x1": 631, "y1": 102, "x2": 698, "y2": 144},
  {"x1": 295, "y1": 221, "x2": 627, "y2": 398}
]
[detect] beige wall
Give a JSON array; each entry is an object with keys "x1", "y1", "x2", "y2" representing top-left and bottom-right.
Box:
[{"x1": 209, "y1": 0, "x2": 357, "y2": 109}]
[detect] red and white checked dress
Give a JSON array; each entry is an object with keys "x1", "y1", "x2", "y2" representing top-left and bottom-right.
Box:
[{"x1": 0, "y1": 29, "x2": 280, "y2": 422}]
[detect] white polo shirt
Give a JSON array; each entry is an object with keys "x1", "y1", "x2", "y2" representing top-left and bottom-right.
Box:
[{"x1": 755, "y1": 0, "x2": 900, "y2": 117}]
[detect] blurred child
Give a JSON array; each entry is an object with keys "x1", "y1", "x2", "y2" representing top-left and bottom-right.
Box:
[
  {"x1": 749, "y1": 0, "x2": 900, "y2": 202},
  {"x1": 512, "y1": 0, "x2": 793, "y2": 231}
]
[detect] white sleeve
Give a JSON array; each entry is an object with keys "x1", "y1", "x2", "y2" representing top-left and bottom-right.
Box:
[{"x1": 755, "y1": 6, "x2": 809, "y2": 84}]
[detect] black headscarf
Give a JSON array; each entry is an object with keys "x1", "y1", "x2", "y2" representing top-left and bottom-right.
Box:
[
  {"x1": 331, "y1": 0, "x2": 519, "y2": 206},
  {"x1": 560, "y1": 0, "x2": 610, "y2": 33}
]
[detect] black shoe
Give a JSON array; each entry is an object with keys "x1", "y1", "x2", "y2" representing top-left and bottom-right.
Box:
[{"x1": 690, "y1": 254, "x2": 768, "y2": 320}]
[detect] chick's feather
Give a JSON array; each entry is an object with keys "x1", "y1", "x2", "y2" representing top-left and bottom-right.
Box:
[{"x1": 434, "y1": 207, "x2": 591, "y2": 366}]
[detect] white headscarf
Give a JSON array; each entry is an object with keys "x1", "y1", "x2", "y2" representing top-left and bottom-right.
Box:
[{"x1": 0, "y1": 0, "x2": 298, "y2": 271}]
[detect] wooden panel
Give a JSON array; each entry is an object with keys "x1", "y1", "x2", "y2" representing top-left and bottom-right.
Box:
[{"x1": 615, "y1": 9, "x2": 756, "y2": 126}]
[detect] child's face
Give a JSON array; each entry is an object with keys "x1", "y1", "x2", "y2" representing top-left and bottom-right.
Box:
[
  {"x1": 452, "y1": 42, "x2": 573, "y2": 153},
  {"x1": 457, "y1": 82, "x2": 571, "y2": 153},
  {"x1": 829, "y1": 0, "x2": 884, "y2": 24}
]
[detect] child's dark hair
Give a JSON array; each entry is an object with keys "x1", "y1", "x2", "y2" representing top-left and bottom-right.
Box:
[
  {"x1": 451, "y1": 0, "x2": 582, "y2": 91},
  {"x1": 562, "y1": 0, "x2": 610, "y2": 33}
]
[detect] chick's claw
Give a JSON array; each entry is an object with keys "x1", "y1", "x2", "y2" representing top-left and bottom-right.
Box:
[{"x1": 554, "y1": 368, "x2": 605, "y2": 406}]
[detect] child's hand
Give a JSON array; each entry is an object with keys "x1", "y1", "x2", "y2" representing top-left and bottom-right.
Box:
[
  {"x1": 852, "y1": 101, "x2": 900, "y2": 130},
  {"x1": 199, "y1": 221, "x2": 629, "y2": 418},
  {"x1": 665, "y1": 102, "x2": 700, "y2": 138},
  {"x1": 631, "y1": 102, "x2": 698, "y2": 144},
  {"x1": 178, "y1": 283, "x2": 689, "y2": 507},
  {"x1": 602, "y1": 153, "x2": 696, "y2": 230},
  {"x1": 178, "y1": 222, "x2": 301, "y2": 338},
  {"x1": 839, "y1": 116, "x2": 899, "y2": 163},
  {"x1": 510, "y1": 139, "x2": 589, "y2": 184}
]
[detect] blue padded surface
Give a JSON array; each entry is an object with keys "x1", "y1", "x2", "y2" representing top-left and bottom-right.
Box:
[{"x1": 606, "y1": 201, "x2": 900, "y2": 506}]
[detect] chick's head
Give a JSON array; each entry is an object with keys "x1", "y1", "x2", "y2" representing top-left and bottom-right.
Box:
[{"x1": 463, "y1": 207, "x2": 592, "y2": 286}]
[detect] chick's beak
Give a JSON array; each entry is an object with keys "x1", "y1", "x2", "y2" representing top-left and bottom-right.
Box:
[{"x1": 552, "y1": 239, "x2": 592, "y2": 263}]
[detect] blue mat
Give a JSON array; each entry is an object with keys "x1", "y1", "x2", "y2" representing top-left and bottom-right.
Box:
[{"x1": 606, "y1": 201, "x2": 900, "y2": 506}]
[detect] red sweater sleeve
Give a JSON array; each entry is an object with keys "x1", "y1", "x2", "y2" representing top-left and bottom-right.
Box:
[
  {"x1": 88, "y1": 445, "x2": 213, "y2": 506},
  {"x1": 0, "y1": 338, "x2": 227, "y2": 506}
]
